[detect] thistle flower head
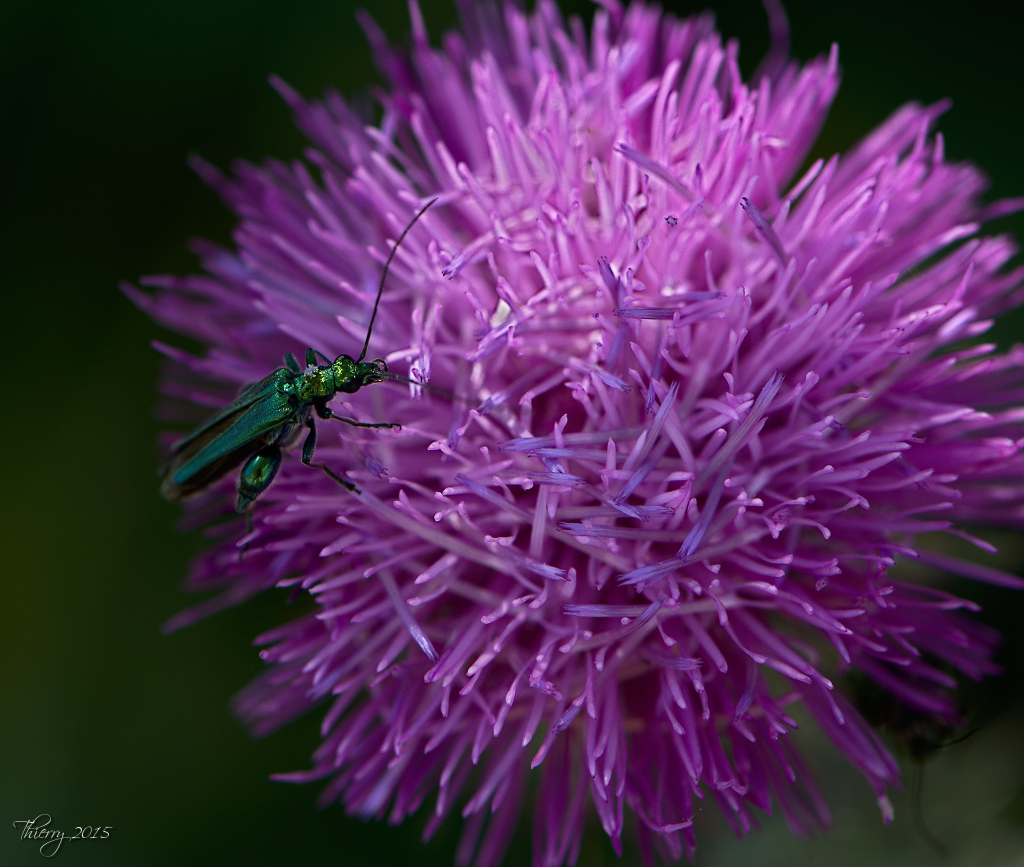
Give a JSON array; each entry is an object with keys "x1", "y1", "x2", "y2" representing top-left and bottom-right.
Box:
[{"x1": 128, "y1": 1, "x2": 1024, "y2": 863}]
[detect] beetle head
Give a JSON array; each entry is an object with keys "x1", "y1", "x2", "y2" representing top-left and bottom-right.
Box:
[{"x1": 333, "y1": 355, "x2": 389, "y2": 394}]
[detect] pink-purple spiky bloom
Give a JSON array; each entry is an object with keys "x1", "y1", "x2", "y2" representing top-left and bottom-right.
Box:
[{"x1": 128, "y1": 1, "x2": 1024, "y2": 863}]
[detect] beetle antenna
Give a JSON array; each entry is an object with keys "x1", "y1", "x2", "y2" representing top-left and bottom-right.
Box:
[
  {"x1": 358, "y1": 197, "x2": 438, "y2": 363},
  {"x1": 383, "y1": 371, "x2": 473, "y2": 406}
]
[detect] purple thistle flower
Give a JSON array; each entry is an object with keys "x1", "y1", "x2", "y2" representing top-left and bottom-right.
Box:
[{"x1": 128, "y1": 1, "x2": 1024, "y2": 863}]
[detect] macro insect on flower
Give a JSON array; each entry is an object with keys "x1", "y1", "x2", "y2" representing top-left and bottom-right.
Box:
[
  {"x1": 128, "y1": 1, "x2": 1024, "y2": 865},
  {"x1": 158, "y1": 200, "x2": 434, "y2": 517}
]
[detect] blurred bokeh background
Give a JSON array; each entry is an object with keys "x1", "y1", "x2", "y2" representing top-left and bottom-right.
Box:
[{"x1": 3, "y1": 1, "x2": 1023, "y2": 864}]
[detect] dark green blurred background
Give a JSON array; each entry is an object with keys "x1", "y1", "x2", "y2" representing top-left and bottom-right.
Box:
[{"x1": 3, "y1": 1, "x2": 1023, "y2": 864}]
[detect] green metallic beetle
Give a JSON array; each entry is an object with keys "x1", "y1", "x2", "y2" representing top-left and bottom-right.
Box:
[{"x1": 160, "y1": 198, "x2": 435, "y2": 512}]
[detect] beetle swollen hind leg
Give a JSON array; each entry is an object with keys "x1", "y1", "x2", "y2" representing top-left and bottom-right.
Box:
[
  {"x1": 236, "y1": 447, "x2": 284, "y2": 512},
  {"x1": 301, "y1": 418, "x2": 358, "y2": 492},
  {"x1": 235, "y1": 446, "x2": 284, "y2": 561}
]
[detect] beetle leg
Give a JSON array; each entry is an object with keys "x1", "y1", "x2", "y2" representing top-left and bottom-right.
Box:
[
  {"x1": 239, "y1": 509, "x2": 254, "y2": 563},
  {"x1": 236, "y1": 447, "x2": 283, "y2": 512},
  {"x1": 310, "y1": 348, "x2": 333, "y2": 366},
  {"x1": 284, "y1": 352, "x2": 300, "y2": 373},
  {"x1": 301, "y1": 418, "x2": 358, "y2": 491},
  {"x1": 317, "y1": 404, "x2": 401, "y2": 430}
]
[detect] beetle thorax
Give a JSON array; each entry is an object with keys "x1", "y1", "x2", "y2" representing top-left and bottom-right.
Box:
[{"x1": 296, "y1": 365, "x2": 336, "y2": 402}]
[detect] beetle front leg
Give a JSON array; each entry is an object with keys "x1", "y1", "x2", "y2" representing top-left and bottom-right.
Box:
[
  {"x1": 301, "y1": 418, "x2": 358, "y2": 491},
  {"x1": 316, "y1": 403, "x2": 401, "y2": 430}
]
